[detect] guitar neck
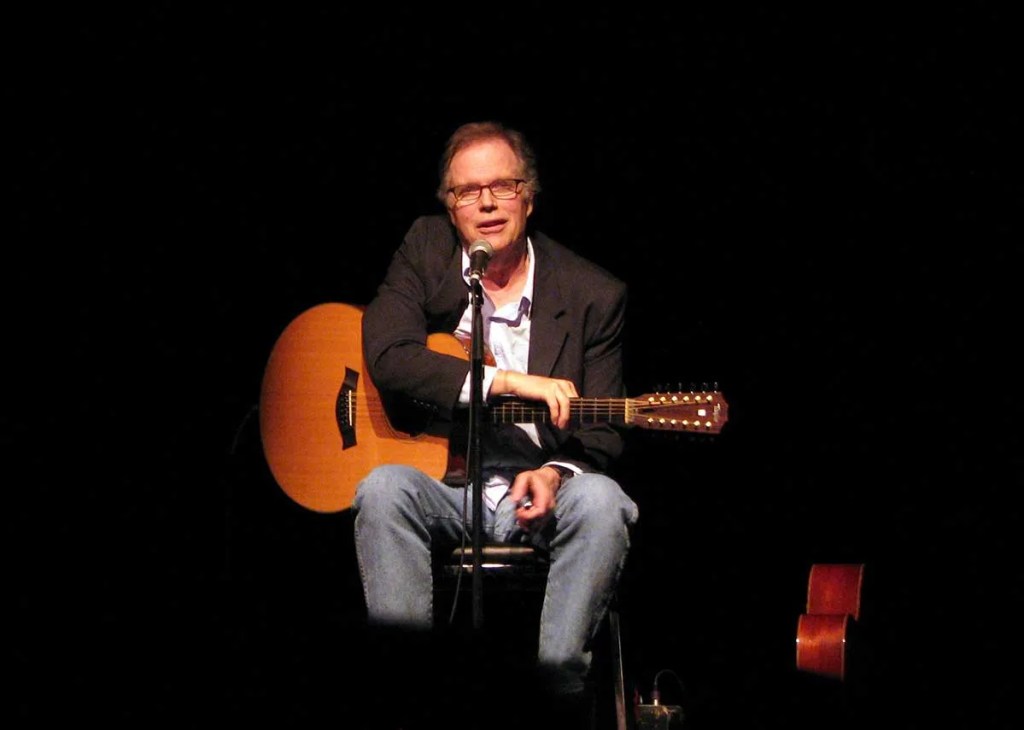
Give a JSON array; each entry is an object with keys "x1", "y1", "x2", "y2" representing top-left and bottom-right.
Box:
[
  {"x1": 489, "y1": 397, "x2": 630, "y2": 426},
  {"x1": 487, "y1": 391, "x2": 728, "y2": 434}
]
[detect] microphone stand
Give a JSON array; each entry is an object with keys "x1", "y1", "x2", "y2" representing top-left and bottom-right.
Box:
[{"x1": 468, "y1": 275, "x2": 486, "y2": 630}]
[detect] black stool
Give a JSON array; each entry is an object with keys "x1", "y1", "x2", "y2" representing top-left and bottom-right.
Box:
[{"x1": 435, "y1": 543, "x2": 629, "y2": 730}]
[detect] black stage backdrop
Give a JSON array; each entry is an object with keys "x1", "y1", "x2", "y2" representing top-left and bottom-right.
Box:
[{"x1": 12, "y1": 5, "x2": 1019, "y2": 728}]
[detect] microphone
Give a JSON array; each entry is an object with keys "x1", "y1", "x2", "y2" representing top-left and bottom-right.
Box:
[{"x1": 468, "y1": 239, "x2": 493, "y2": 282}]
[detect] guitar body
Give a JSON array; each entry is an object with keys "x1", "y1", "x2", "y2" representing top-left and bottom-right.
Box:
[
  {"x1": 259, "y1": 302, "x2": 460, "y2": 513},
  {"x1": 260, "y1": 302, "x2": 728, "y2": 513}
]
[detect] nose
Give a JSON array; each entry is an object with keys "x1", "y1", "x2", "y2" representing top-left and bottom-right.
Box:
[{"x1": 477, "y1": 186, "x2": 498, "y2": 208}]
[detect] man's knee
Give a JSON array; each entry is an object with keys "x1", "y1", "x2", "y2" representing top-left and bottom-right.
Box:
[
  {"x1": 353, "y1": 464, "x2": 418, "y2": 512},
  {"x1": 561, "y1": 474, "x2": 637, "y2": 529}
]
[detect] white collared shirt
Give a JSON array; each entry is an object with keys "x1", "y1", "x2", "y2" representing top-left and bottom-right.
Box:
[{"x1": 455, "y1": 239, "x2": 540, "y2": 508}]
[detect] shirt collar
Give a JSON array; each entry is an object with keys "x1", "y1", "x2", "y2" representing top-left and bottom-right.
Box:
[{"x1": 461, "y1": 237, "x2": 535, "y2": 321}]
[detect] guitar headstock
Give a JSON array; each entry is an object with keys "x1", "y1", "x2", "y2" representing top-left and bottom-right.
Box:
[{"x1": 627, "y1": 390, "x2": 729, "y2": 434}]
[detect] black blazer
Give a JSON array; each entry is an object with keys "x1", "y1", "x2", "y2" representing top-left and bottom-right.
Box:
[{"x1": 362, "y1": 214, "x2": 627, "y2": 473}]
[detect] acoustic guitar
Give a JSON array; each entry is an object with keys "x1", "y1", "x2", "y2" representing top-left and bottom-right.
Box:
[{"x1": 259, "y1": 302, "x2": 729, "y2": 513}]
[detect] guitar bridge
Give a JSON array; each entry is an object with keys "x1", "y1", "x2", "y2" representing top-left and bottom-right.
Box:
[{"x1": 335, "y1": 366, "x2": 359, "y2": 449}]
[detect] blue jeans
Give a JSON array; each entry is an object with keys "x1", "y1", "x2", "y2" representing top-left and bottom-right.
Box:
[{"x1": 352, "y1": 463, "x2": 639, "y2": 695}]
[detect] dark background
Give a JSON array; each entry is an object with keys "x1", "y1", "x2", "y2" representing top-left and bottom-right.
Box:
[{"x1": 13, "y1": 5, "x2": 1019, "y2": 728}]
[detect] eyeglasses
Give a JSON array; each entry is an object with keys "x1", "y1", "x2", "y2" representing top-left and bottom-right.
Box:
[{"x1": 447, "y1": 178, "x2": 526, "y2": 207}]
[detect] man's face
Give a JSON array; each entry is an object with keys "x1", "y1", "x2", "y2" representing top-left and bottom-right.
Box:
[{"x1": 446, "y1": 137, "x2": 533, "y2": 255}]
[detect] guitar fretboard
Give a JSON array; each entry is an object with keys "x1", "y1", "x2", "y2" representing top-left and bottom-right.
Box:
[
  {"x1": 489, "y1": 398, "x2": 630, "y2": 425},
  {"x1": 487, "y1": 392, "x2": 727, "y2": 433}
]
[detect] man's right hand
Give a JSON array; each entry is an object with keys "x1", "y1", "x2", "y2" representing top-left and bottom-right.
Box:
[{"x1": 491, "y1": 371, "x2": 578, "y2": 429}]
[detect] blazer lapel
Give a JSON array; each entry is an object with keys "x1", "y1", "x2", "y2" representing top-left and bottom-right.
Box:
[{"x1": 528, "y1": 243, "x2": 570, "y2": 377}]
